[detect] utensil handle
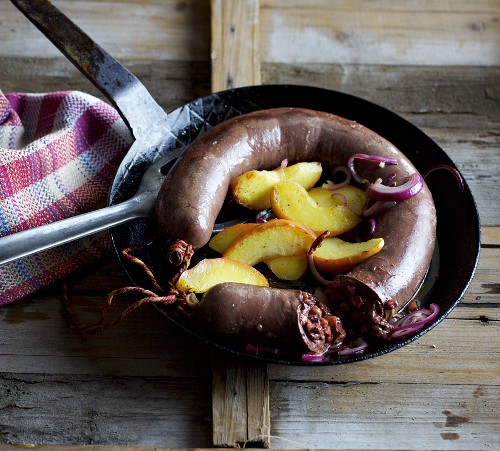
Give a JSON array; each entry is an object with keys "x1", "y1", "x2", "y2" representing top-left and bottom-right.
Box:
[
  {"x1": 0, "y1": 194, "x2": 150, "y2": 266},
  {"x1": 9, "y1": 0, "x2": 169, "y2": 141}
]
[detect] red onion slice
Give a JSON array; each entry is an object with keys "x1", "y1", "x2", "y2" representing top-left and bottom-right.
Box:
[
  {"x1": 322, "y1": 166, "x2": 352, "y2": 190},
  {"x1": 302, "y1": 351, "x2": 327, "y2": 362},
  {"x1": 336, "y1": 337, "x2": 369, "y2": 357},
  {"x1": 423, "y1": 164, "x2": 464, "y2": 191},
  {"x1": 275, "y1": 158, "x2": 289, "y2": 170},
  {"x1": 307, "y1": 232, "x2": 333, "y2": 286},
  {"x1": 348, "y1": 153, "x2": 398, "y2": 185},
  {"x1": 367, "y1": 173, "x2": 424, "y2": 202},
  {"x1": 389, "y1": 303, "x2": 440, "y2": 339}
]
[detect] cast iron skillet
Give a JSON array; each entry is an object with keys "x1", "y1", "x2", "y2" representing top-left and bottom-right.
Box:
[{"x1": 12, "y1": 0, "x2": 480, "y2": 365}]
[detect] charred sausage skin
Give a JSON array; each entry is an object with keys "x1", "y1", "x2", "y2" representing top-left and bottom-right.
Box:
[{"x1": 154, "y1": 107, "x2": 436, "y2": 340}]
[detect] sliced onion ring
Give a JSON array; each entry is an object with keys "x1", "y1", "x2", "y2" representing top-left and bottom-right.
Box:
[
  {"x1": 322, "y1": 166, "x2": 352, "y2": 190},
  {"x1": 307, "y1": 232, "x2": 333, "y2": 286},
  {"x1": 256, "y1": 208, "x2": 275, "y2": 223},
  {"x1": 389, "y1": 303, "x2": 440, "y2": 339},
  {"x1": 336, "y1": 337, "x2": 369, "y2": 357},
  {"x1": 348, "y1": 153, "x2": 398, "y2": 185},
  {"x1": 276, "y1": 158, "x2": 289, "y2": 170},
  {"x1": 367, "y1": 172, "x2": 424, "y2": 202},
  {"x1": 302, "y1": 351, "x2": 327, "y2": 362},
  {"x1": 423, "y1": 164, "x2": 464, "y2": 191}
]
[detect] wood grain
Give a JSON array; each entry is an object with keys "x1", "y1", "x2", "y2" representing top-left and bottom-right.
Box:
[
  {"x1": 209, "y1": 1, "x2": 269, "y2": 447},
  {"x1": 211, "y1": 350, "x2": 270, "y2": 448},
  {"x1": 211, "y1": 0, "x2": 261, "y2": 91},
  {"x1": 2, "y1": 0, "x2": 210, "y2": 62},
  {"x1": 259, "y1": 0, "x2": 500, "y2": 66}
]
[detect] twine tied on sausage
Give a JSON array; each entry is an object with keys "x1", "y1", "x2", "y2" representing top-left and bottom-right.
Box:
[{"x1": 0, "y1": 89, "x2": 133, "y2": 305}]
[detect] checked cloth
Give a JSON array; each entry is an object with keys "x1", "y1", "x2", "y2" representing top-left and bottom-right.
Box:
[{"x1": 0, "y1": 89, "x2": 133, "y2": 305}]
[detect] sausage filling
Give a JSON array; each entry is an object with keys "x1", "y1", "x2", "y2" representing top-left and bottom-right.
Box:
[{"x1": 298, "y1": 292, "x2": 346, "y2": 353}]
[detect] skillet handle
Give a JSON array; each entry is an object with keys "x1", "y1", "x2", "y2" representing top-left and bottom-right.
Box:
[
  {"x1": 0, "y1": 193, "x2": 151, "y2": 266},
  {"x1": 10, "y1": 0, "x2": 169, "y2": 141}
]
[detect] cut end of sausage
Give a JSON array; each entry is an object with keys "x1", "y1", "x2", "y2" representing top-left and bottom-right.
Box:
[
  {"x1": 297, "y1": 291, "x2": 346, "y2": 353},
  {"x1": 198, "y1": 283, "x2": 346, "y2": 354},
  {"x1": 326, "y1": 277, "x2": 396, "y2": 339}
]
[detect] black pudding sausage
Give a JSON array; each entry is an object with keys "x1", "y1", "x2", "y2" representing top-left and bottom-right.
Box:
[
  {"x1": 154, "y1": 108, "x2": 437, "y2": 339},
  {"x1": 198, "y1": 283, "x2": 345, "y2": 354}
]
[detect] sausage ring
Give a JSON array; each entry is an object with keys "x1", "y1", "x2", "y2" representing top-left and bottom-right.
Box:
[{"x1": 153, "y1": 107, "x2": 436, "y2": 349}]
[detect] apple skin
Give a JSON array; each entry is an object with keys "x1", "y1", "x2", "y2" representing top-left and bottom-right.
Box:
[
  {"x1": 175, "y1": 258, "x2": 269, "y2": 293},
  {"x1": 271, "y1": 181, "x2": 361, "y2": 235},
  {"x1": 230, "y1": 161, "x2": 322, "y2": 210},
  {"x1": 312, "y1": 237, "x2": 384, "y2": 273}
]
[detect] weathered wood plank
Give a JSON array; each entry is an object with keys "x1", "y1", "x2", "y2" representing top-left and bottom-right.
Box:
[
  {"x1": 209, "y1": 2, "x2": 269, "y2": 447},
  {"x1": 269, "y1": 310, "x2": 499, "y2": 386},
  {"x1": 0, "y1": 288, "x2": 212, "y2": 377},
  {"x1": 260, "y1": 0, "x2": 500, "y2": 66},
  {"x1": 211, "y1": 350, "x2": 270, "y2": 448},
  {"x1": 2, "y1": 0, "x2": 210, "y2": 61},
  {"x1": 0, "y1": 57, "x2": 211, "y2": 114},
  {"x1": 268, "y1": 381, "x2": 499, "y2": 450},
  {"x1": 211, "y1": 0, "x2": 261, "y2": 91},
  {"x1": 482, "y1": 226, "x2": 500, "y2": 246},
  {"x1": 0, "y1": 374, "x2": 212, "y2": 447},
  {"x1": 1, "y1": 372, "x2": 498, "y2": 449}
]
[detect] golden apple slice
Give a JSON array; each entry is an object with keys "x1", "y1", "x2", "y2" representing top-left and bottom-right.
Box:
[
  {"x1": 223, "y1": 218, "x2": 316, "y2": 266},
  {"x1": 210, "y1": 223, "x2": 309, "y2": 279},
  {"x1": 265, "y1": 254, "x2": 309, "y2": 280},
  {"x1": 209, "y1": 223, "x2": 258, "y2": 254},
  {"x1": 312, "y1": 237, "x2": 384, "y2": 273},
  {"x1": 175, "y1": 258, "x2": 268, "y2": 293},
  {"x1": 230, "y1": 161, "x2": 322, "y2": 210},
  {"x1": 308, "y1": 185, "x2": 368, "y2": 216},
  {"x1": 271, "y1": 181, "x2": 361, "y2": 235}
]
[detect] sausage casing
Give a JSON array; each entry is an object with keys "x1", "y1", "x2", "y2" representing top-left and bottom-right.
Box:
[
  {"x1": 198, "y1": 282, "x2": 345, "y2": 353},
  {"x1": 154, "y1": 108, "x2": 436, "y2": 339}
]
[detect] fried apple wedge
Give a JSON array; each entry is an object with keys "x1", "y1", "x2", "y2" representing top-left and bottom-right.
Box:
[
  {"x1": 265, "y1": 254, "x2": 309, "y2": 280},
  {"x1": 312, "y1": 236, "x2": 384, "y2": 273},
  {"x1": 308, "y1": 185, "x2": 368, "y2": 216},
  {"x1": 210, "y1": 222, "x2": 309, "y2": 280},
  {"x1": 271, "y1": 181, "x2": 361, "y2": 235},
  {"x1": 223, "y1": 218, "x2": 316, "y2": 267},
  {"x1": 209, "y1": 223, "x2": 258, "y2": 254},
  {"x1": 230, "y1": 161, "x2": 322, "y2": 210},
  {"x1": 175, "y1": 258, "x2": 269, "y2": 293}
]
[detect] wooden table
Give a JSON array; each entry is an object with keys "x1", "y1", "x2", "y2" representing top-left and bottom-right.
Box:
[{"x1": 1, "y1": 1, "x2": 499, "y2": 449}]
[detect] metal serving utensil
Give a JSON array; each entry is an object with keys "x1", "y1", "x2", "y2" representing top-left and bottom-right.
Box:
[
  {"x1": 0, "y1": 148, "x2": 182, "y2": 265},
  {"x1": 0, "y1": 0, "x2": 238, "y2": 266}
]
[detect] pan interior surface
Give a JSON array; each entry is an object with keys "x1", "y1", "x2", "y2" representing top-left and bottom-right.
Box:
[{"x1": 109, "y1": 85, "x2": 480, "y2": 365}]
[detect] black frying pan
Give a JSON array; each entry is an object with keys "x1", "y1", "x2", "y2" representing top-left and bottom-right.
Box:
[{"x1": 10, "y1": 0, "x2": 480, "y2": 365}]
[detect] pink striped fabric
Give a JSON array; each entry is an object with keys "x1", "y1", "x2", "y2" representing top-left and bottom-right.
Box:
[{"x1": 0, "y1": 89, "x2": 133, "y2": 305}]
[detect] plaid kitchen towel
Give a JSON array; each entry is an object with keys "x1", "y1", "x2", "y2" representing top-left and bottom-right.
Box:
[{"x1": 0, "y1": 89, "x2": 133, "y2": 305}]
